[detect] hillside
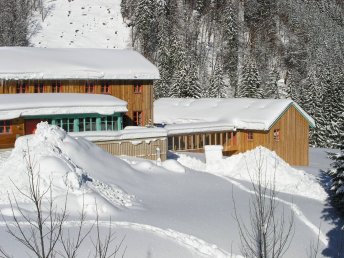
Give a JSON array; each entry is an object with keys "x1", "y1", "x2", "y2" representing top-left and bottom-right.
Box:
[{"x1": 30, "y1": 0, "x2": 130, "y2": 48}]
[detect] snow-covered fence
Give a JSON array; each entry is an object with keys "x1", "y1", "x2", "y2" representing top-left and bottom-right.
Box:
[{"x1": 94, "y1": 138, "x2": 167, "y2": 161}]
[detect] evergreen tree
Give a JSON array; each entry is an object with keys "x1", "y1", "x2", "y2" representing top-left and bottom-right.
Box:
[
  {"x1": 0, "y1": 0, "x2": 31, "y2": 46},
  {"x1": 208, "y1": 60, "x2": 227, "y2": 98},
  {"x1": 154, "y1": 1, "x2": 172, "y2": 99},
  {"x1": 239, "y1": 56, "x2": 263, "y2": 98},
  {"x1": 328, "y1": 128, "x2": 344, "y2": 214},
  {"x1": 265, "y1": 66, "x2": 280, "y2": 99},
  {"x1": 133, "y1": 0, "x2": 157, "y2": 59}
]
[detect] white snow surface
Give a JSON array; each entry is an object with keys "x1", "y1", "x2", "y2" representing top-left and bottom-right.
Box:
[
  {"x1": 0, "y1": 93, "x2": 127, "y2": 120},
  {"x1": 30, "y1": 0, "x2": 130, "y2": 49},
  {"x1": 177, "y1": 146, "x2": 327, "y2": 201},
  {"x1": 154, "y1": 98, "x2": 315, "y2": 131},
  {"x1": 0, "y1": 124, "x2": 337, "y2": 257},
  {"x1": 0, "y1": 47, "x2": 159, "y2": 80},
  {"x1": 70, "y1": 126, "x2": 167, "y2": 142}
]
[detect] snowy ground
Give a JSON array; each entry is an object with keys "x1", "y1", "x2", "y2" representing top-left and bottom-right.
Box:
[
  {"x1": 0, "y1": 123, "x2": 342, "y2": 257},
  {"x1": 30, "y1": 0, "x2": 130, "y2": 48}
]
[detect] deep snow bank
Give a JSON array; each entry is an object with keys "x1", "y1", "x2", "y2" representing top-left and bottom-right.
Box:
[
  {"x1": 177, "y1": 147, "x2": 327, "y2": 201},
  {"x1": 0, "y1": 122, "x2": 136, "y2": 215}
]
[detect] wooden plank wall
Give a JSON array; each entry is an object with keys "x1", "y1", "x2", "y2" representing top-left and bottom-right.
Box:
[
  {"x1": 235, "y1": 106, "x2": 309, "y2": 166},
  {"x1": 0, "y1": 118, "x2": 24, "y2": 148},
  {"x1": 95, "y1": 138, "x2": 167, "y2": 161},
  {"x1": 0, "y1": 80, "x2": 154, "y2": 127}
]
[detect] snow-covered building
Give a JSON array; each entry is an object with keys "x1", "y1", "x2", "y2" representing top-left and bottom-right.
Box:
[
  {"x1": 0, "y1": 47, "x2": 167, "y2": 160},
  {"x1": 0, "y1": 47, "x2": 159, "y2": 127},
  {"x1": 154, "y1": 98, "x2": 315, "y2": 166},
  {"x1": 0, "y1": 93, "x2": 166, "y2": 160}
]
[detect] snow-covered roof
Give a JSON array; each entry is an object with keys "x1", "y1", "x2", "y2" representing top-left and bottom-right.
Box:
[
  {"x1": 0, "y1": 93, "x2": 127, "y2": 120},
  {"x1": 154, "y1": 98, "x2": 315, "y2": 131},
  {"x1": 70, "y1": 126, "x2": 167, "y2": 142},
  {"x1": 163, "y1": 122, "x2": 235, "y2": 135},
  {"x1": 0, "y1": 47, "x2": 160, "y2": 80}
]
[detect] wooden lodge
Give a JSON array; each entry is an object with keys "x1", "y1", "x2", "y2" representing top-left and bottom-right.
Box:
[
  {"x1": 0, "y1": 47, "x2": 167, "y2": 160},
  {"x1": 0, "y1": 47, "x2": 160, "y2": 127},
  {"x1": 154, "y1": 98, "x2": 315, "y2": 166}
]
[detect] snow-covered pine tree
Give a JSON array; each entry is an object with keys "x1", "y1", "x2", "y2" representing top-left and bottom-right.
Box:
[
  {"x1": 133, "y1": 0, "x2": 157, "y2": 59},
  {"x1": 208, "y1": 60, "x2": 227, "y2": 98},
  {"x1": 328, "y1": 125, "x2": 344, "y2": 214},
  {"x1": 285, "y1": 70, "x2": 300, "y2": 103},
  {"x1": 0, "y1": 0, "x2": 31, "y2": 46},
  {"x1": 239, "y1": 56, "x2": 263, "y2": 98},
  {"x1": 265, "y1": 66, "x2": 280, "y2": 99},
  {"x1": 154, "y1": 1, "x2": 172, "y2": 99},
  {"x1": 184, "y1": 57, "x2": 202, "y2": 99},
  {"x1": 221, "y1": 0, "x2": 238, "y2": 90}
]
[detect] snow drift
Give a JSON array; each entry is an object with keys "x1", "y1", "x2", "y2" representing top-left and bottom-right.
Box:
[{"x1": 177, "y1": 146, "x2": 327, "y2": 201}]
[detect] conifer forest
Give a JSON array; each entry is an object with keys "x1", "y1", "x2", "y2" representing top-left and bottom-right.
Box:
[{"x1": 121, "y1": 0, "x2": 344, "y2": 149}]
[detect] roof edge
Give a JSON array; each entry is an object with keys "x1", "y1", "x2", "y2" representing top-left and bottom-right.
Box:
[{"x1": 267, "y1": 102, "x2": 316, "y2": 130}]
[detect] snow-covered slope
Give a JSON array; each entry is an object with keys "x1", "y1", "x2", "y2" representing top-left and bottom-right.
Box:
[{"x1": 30, "y1": 0, "x2": 130, "y2": 48}]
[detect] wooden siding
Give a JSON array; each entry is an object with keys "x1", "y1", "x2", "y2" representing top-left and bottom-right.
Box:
[
  {"x1": 0, "y1": 80, "x2": 154, "y2": 127},
  {"x1": 0, "y1": 118, "x2": 24, "y2": 148},
  {"x1": 234, "y1": 106, "x2": 309, "y2": 166},
  {"x1": 95, "y1": 138, "x2": 167, "y2": 161},
  {"x1": 166, "y1": 106, "x2": 310, "y2": 166}
]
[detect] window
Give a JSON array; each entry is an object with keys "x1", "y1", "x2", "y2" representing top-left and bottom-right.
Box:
[
  {"x1": 52, "y1": 81, "x2": 62, "y2": 93},
  {"x1": 85, "y1": 81, "x2": 94, "y2": 93},
  {"x1": 16, "y1": 81, "x2": 27, "y2": 93},
  {"x1": 61, "y1": 118, "x2": 74, "y2": 132},
  {"x1": 199, "y1": 134, "x2": 204, "y2": 148},
  {"x1": 85, "y1": 117, "x2": 97, "y2": 131},
  {"x1": 274, "y1": 129, "x2": 280, "y2": 141},
  {"x1": 101, "y1": 81, "x2": 111, "y2": 94},
  {"x1": 34, "y1": 81, "x2": 44, "y2": 93},
  {"x1": 133, "y1": 111, "x2": 143, "y2": 126},
  {"x1": 100, "y1": 116, "x2": 118, "y2": 131},
  {"x1": 232, "y1": 132, "x2": 237, "y2": 145},
  {"x1": 0, "y1": 120, "x2": 12, "y2": 134},
  {"x1": 133, "y1": 83, "x2": 142, "y2": 94},
  {"x1": 248, "y1": 131, "x2": 254, "y2": 141},
  {"x1": 168, "y1": 137, "x2": 173, "y2": 150}
]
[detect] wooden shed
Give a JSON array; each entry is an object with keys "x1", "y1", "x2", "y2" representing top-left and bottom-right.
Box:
[{"x1": 154, "y1": 98, "x2": 315, "y2": 166}]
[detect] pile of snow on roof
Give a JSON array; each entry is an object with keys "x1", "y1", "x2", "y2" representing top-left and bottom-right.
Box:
[
  {"x1": 0, "y1": 47, "x2": 159, "y2": 80},
  {"x1": 177, "y1": 146, "x2": 327, "y2": 201},
  {"x1": 154, "y1": 98, "x2": 315, "y2": 131},
  {"x1": 0, "y1": 93, "x2": 127, "y2": 120}
]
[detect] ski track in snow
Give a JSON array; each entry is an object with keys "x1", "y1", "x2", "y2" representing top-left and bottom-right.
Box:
[
  {"x1": 213, "y1": 174, "x2": 328, "y2": 247},
  {"x1": 0, "y1": 220, "x2": 242, "y2": 258},
  {"x1": 177, "y1": 154, "x2": 328, "y2": 246}
]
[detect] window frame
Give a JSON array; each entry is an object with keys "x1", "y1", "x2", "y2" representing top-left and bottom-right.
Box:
[
  {"x1": 34, "y1": 81, "x2": 45, "y2": 93},
  {"x1": 16, "y1": 81, "x2": 27, "y2": 94},
  {"x1": 85, "y1": 81, "x2": 95, "y2": 94},
  {"x1": 273, "y1": 129, "x2": 280, "y2": 142},
  {"x1": 101, "y1": 81, "x2": 111, "y2": 94},
  {"x1": 247, "y1": 131, "x2": 254, "y2": 141},
  {"x1": 133, "y1": 83, "x2": 142, "y2": 94},
  {"x1": 133, "y1": 111, "x2": 143, "y2": 126},
  {"x1": 52, "y1": 81, "x2": 62, "y2": 93},
  {"x1": 0, "y1": 120, "x2": 12, "y2": 134}
]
